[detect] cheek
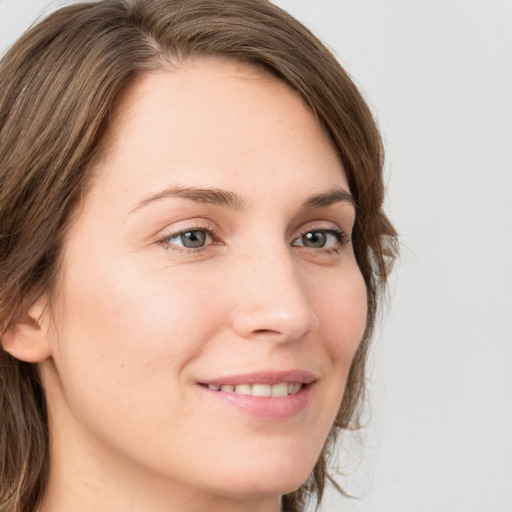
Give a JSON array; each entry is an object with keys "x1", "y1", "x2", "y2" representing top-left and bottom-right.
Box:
[
  {"x1": 50, "y1": 256, "x2": 225, "y2": 411},
  {"x1": 313, "y1": 265, "x2": 368, "y2": 366},
  {"x1": 69, "y1": 256, "x2": 220, "y2": 340},
  {"x1": 304, "y1": 261, "x2": 367, "y2": 434}
]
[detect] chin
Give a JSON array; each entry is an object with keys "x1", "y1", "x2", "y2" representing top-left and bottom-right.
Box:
[
  {"x1": 207, "y1": 451, "x2": 318, "y2": 499},
  {"x1": 219, "y1": 475, "x2": 308, "y2": 502}
]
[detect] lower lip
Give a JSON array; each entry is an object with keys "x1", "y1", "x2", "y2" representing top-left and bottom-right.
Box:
[{"x1": 199, "y1": 384, "x2": 314, "y2": 421}]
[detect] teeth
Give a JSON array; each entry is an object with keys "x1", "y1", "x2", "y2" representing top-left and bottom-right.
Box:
[
  {"x1": 252, "y1": 384, "x2": 272, "y2": 397},
  {"x1": 234, "y1": 384, "x2": 252, "y2": 395},
  {"x1": 289, "y1": 383, "x2": 302, "y2": 394},
  {"x1": 208, "y1": 382, "x2": 303, "y2": 397},
  {"x1": 272, "y1": 383, "x2": 289, "y2": 397}
]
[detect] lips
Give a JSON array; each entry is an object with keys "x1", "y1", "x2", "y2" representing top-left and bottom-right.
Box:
[
  {"x1": 197, "y1": 370, "x2": 317, "y2": 420},
  {"x1": 198, "y1": 369, "x2": 317, "y2": 389}
]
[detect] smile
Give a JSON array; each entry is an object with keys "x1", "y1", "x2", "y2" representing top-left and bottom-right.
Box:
[
  {"x1": 197, "y1": 370, "x2": 317, "y2": 420},
  {"x1": 203, "y1": 382, "x2": 304, "y2": 397}
]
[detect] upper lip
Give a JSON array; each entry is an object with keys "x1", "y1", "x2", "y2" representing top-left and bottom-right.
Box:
[{"x1": 198, "y1": 369, "x2": 318, "y2": 387}]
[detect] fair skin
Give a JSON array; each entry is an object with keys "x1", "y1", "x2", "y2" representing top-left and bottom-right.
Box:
[{"x1": 4, "y1": 58, "x2": 367, "y2": 512}]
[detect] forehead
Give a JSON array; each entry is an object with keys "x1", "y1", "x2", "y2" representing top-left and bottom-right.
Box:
[{"x1": 89, "y1": 57, "x2": 348, "y2": 210}]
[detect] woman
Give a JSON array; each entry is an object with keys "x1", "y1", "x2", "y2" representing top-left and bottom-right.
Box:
[{"x1": 0, "y1": 1, "x2": 397, "y2": 511}]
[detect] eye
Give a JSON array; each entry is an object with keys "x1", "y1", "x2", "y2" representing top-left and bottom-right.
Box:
[
  {"x1": 160, "y1": 227, "x2": 214, "y2": 250},
  {"x1": 292, "y1": 228, "x2": 345, "y2": 250}
]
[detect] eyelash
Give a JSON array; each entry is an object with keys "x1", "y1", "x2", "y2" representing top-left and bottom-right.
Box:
[
  {"x1": 157, "y1": 222, "x2": 218, "y2": 253},
  {"x1": 157, "y1": 223, "x2": 349, "y2": 255},
  {"x1": 293, "y1": 226, "x2": 349, "y2": 255}
]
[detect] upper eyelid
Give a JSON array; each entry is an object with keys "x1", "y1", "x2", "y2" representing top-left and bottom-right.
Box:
[
  {"x1": 156, "y1": 225, "x2": 217, "y2": 254},
  {"x1": 294, "y1": 221, "x2": 349, "y2": 238},
  {"x1": 158, "y1": 220, "x2": 216, "y2": 237},
  {"x1": 293, "y1": 227, "x2": 348, "y2": 245},
  {"x1": 296, "y1": 224, "x2": 344, "y2": 234},
  {"x1": 156, "y1": 220, "x2": 349, "y2": 239}
]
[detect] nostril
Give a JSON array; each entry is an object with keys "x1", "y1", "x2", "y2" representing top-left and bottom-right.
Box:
[{"x1": 253, "y1": 329, "x2": 277, "y2": 335}]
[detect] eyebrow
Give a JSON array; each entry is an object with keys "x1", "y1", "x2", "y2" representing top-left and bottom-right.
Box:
[
  {"x1": 130, "y1": 185, "x2": 355, "y2": 213},
  {"x1": 301, "y1": 188, "x2": 356, "y2": 210},
  {"x1": 130, "y1": 186, "x2": 246, "y2": 212}
]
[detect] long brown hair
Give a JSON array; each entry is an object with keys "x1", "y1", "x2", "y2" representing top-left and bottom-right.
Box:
[{"x1": 0, "y1": 1, "x2": 398, "y2": 510}]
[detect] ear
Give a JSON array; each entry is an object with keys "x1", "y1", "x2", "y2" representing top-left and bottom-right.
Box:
[{"x1": 1, "y1": 296, "x2": 52, "y2": 363}]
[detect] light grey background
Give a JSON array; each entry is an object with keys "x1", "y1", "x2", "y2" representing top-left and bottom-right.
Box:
[{"x1": 1, "y1": 1, "x2": 511, "y2": 511}]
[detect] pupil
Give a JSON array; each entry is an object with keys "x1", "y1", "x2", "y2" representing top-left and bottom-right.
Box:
[
  {"x1": 303, "y1": 231, "x2": 326, "y2": 248},
  {"x1": 181, "y1": 231, "x2": 206, "y2": 248}
]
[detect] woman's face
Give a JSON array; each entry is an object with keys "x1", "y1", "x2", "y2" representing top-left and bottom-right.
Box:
[{"x1": 40, "y1": 58, "x2": 367, "y2": 508}]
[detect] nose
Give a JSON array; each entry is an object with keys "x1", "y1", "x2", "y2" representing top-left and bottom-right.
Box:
[{"x1": 228, "y1": 247, "x2": 319, "y2": 343}]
